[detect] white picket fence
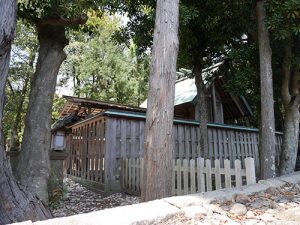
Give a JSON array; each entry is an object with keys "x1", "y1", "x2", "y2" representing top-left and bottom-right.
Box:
[{"x1": 121, "y1": 157, "x2": 256, "y2": 195}]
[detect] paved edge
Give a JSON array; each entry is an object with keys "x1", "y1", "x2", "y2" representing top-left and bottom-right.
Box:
[{"x1": 9, "y1": 172, "x2": 300, "y2": 225}]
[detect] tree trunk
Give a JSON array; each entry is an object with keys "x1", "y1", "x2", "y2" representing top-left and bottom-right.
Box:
[
  {"x1": 256, "y1": 0, "x2": 276, "y2": 179},
  {"x1": 0, "y1": 1, "x2": 52, "y2": 223},
  {"x1": 17, "y1": 24, "x2": 68, "y2": 203},
  {"x1": 280, "y1": 106, "x2": 300, "y2": 174},
  {"x1": 193, "y1": 63, "x2": 209, "y2": 159},
  {"x1": 141, "y1": 0, "x2": 179, "y2": 202},
  {"x1": 280, "y1": 41, "x2": 300, "y2": 175}
]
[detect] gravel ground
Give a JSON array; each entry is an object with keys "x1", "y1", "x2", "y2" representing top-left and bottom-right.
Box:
[
  {"x1": 51, "y1": 178, "x2": 140, "y2": 218},
  {"x1": 154, "y1": 183, "x2": 300, "y2": 225},
  {"x1": 52, "y1": 179, "x2": 300, "y2": 224}
]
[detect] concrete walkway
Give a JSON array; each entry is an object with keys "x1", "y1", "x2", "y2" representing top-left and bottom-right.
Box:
[{"x1": 10, "y1": 172, "x2": 300, "y2": 225}]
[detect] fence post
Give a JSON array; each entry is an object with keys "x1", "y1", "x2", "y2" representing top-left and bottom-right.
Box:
[
  {"x1": 245, "y1": 157, "x2": 256, "y2": 185},
  {"x1": 183, "y1": 159, "x2": 189, "y2": 194},
  {"x1": 235, "y1": 159, "x2": 242, "y2": 188},
  {"x1": 215, "y1": 159, "x2": 221, "y2": 190},
  {"x1": 205, "y1": 159, "x2": 212, "y2": 191},
  {"x1": 224, "y1": 159, "x2": 231, "y2": 188},
  {"x1": 190, "y1": 159, "x2": 196, "y2": 193}
]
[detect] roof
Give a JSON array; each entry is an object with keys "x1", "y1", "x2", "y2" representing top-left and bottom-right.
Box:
[
  {"x1": 140, "y1": 62, "x2": 222, "y2": 108},
  {"x1": 59, "y1": 95, "x2": 145, "y2": 118}
]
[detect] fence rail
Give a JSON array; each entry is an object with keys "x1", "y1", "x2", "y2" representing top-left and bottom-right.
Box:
[{"x1": 122, "y1": 157, "x2": 256, "y2": 195}]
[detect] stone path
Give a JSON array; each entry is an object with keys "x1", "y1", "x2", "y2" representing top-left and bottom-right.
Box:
[
  {"x1": 155, "y1": 183, "x2": 300, "y2": 225},
  {"x1": 51, "y1": 178, "x2": 140, "y2": 217}
]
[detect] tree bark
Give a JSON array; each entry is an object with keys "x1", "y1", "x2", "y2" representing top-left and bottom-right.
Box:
[
  {"x1": 17, "y1": 24, "x2": 68, "y2": 203},
  {"x1": 193, "y1": 63, "x2": 209, "y2": 159},
  {"x1": 256, "y1": 0, "x2": 276, "y2": 179},
  {"x1": 280, "y1": 41, "x2": 300, "y2": 175},
  {"x1": 141, "y1": 0, "x2": 179, "y2": 202},
  {"x1": 0, "y1": 1, "x2": 52, "y2": 223}
]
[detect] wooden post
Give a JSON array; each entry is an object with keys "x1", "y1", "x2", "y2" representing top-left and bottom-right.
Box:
[{"x1": 245, "y1": 157, "x2": 256, "y2": 185}]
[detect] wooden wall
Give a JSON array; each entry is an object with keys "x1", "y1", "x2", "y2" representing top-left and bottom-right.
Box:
[
  {"x1": 68, "y1": 116, "x2": 106, "y2": 189},
  {"x1": 66, "y1": 114, "x2": 283, "y2": 191}
]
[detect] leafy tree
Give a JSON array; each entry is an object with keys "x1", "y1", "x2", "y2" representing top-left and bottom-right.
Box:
[
  {"x1": 264, "y1": 0, "x2": 300, "y2": 175},
  {"x1": 0, "y1": 1, "x2": 52, "y2": 223},
  {"x1": 16, "y1": 0, "x2": 120, "y2": 203},
  {"x1": 4, "y1": 21, "x2": 38, "y2": 151},
  {"x1": 58, "y1": 14, "x2": 150, "y2": 106}
]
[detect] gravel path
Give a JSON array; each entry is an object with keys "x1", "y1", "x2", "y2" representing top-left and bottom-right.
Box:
[{"x1": 51, "y1": 178, "x2": 140, "y2": 218}]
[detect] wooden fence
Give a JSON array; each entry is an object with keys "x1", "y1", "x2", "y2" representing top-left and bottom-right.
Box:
[
  {"x1": 65, "y1": 111, "x2": 282, "y2": 191},
  {"x1": 122, "y1": 157, "x2": 256, "y2": 195},
  {"x1": 68, "y1": 116, "x2": 106, "y2": 189}
]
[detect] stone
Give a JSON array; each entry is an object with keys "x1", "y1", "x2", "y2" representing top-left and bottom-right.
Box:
[
  {"x1": 182, "y1": 206, "x2": 208, "y2": 218},
  {"x1": 260, "y1": 213, "x2": 275, "y2": 222},
  {"x1": 249, "y1": 199, "x2": 265, "y2": 209},
  {"x1": 275, "y1": 207, "x2": 300, "y2": 222},
  {"x1": 229, "y1": 203, "x2": 247, "y2": 216},
  {"x1": 234, "y1": 194, "x2": 251, "y2": 204},
  {"x1": 246, "y1": 210, "x2": 256, "y2": 219},
  {"x1": 265, "y1": 187, "x2": 280, "y2": 195}
]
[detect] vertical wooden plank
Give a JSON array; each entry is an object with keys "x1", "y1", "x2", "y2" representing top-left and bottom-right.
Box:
[
  {"x1": 183, "y1": 159, "x2": 188, "y2": 194},
  {"x1": 136, "y1": 158, "x2": 140, "y2": 192},
  {"x1": 184, "y1": 126, "x2": 190, "y2": 159},
  {"x1": 235, "y1": 159, "x2": 242, "y2": 188},
  {"x1": 224, "y1": 159, "x2": 231, "y2": 188},
  {"x1": 173, "y1": 125, "x2": 179, "y2": 158},
  {"x1": 120, "y1": 119, "x2": 127, "y2": 158},
  {"x1": 229, "y1": 130, "x2": 236, "y2": 168},
  {"x1": 223, "y1": 130, "x2": 229, "y2": 162},
  {"x1": 215, "y1": 159, "x2": 221, "y2": 190},
  {"x1": 104, "y1": 118, "x2": 118, "y2": 191},
  {"x1": 99, "y1": 118, "x2": 105, "y2": 183},
  {"x1": 239, "y1": 132, "x2": 245, "y2": 164},
  {"x1": 245, "y1": 157, "x2": 256, "y2": 185},
  {"x1": 190, "y1": 159, "x2": 196, "y2": 194},
  {"x1": 172, "y1": 159, "x2": 175, "y2": 195},
  {"x1": 139, "y1": 121, "x2": 145, "y2": 157},
  {"x1": 191, "y1": 127, "x2": 197, "y2": 159},
  {"x1": 128, "y1": 158, "x2": 132, "y2": 190},
  {"x1": 176, "y1": 159, "x2": 182, "y2": 196},
  {"x1": 213, "y1": 129, "x2": 218, "y2": 161},
  {"x1": 132, "y1": 158, "x2": 136, "y2": 191},
  {"x1": 208, "y1": 128, "x2": 213, "y2": 160},
  {"x1": 252, "y1": 132, "x2": 259, "y2": 172},
  {"x1": 178, "y1": 126, "x2": 184, "y2": 160},
  {"x1": 217, "y1": 129, "x2": 223, "y2": 163},
  {"x1": 206, "y1": 159, "x2": 212, "y2": 191},
  {"x1": 197, "y1": 157, "x2": 205, "y2": 192},
  {"x1": 140, "y1": 158, "x2": 144, "y2": 192},
  {"x1": 94, "y1": 121, "x2": 99, "y2": 182}
]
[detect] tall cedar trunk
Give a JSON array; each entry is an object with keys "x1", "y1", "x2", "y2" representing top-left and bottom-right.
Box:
[
  {"x1": 0, "y1": 1, "x2": 52, "y2": 223},
  {"x1": 193, "y1": 64, "x2": 209, "y2": 159},
  {"x1": 280, "y1": 41, "x2": 300, "y2": 175},
  {"x1": 141, "y1": 0, "x2": 179, "y2": 201},
  {"x1": 17, "y1": 24, "x2": 67, "y2": 203},
  {"x1": 256, "y1": 0, "x2": 276, "y2": 179}
]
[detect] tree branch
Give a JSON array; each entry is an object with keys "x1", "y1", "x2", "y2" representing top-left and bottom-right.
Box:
[{"x1": 37, "y1": 15, "x2": 88, "y2": 27}]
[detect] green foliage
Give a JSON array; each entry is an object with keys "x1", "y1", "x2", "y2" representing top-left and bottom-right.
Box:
[
  {"x1": 4, "y1": 21, "x2": 38, "y2": 140},
  {"x1": 52, "y1": 95, "x2": 65, "y2": 121},
  {"x1": 266, "y1": 0, "x2": 300, "y2": 40},
  {"x1": 59, "y1": 14, "x2": 150, "y2": 106},
  {"x1": 18, "y1": 0, "x2": 120, "y2": 21}
]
